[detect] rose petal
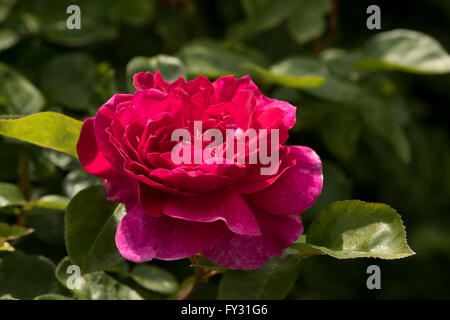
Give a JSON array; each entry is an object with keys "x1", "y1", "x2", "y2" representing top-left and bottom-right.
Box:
[
  {"x1": 163, "y1": 189, "x2": 261, "y2": 236},
  {"x1": 231, "y1": 146, "x2": 295, "y2": 194},
  {"x1": 212, "y1": 75, "x2": 262, "y2": 103},
  {"x1": 202, "y1": 207, "x2": 303, "y2": 269},
  {"x1": 261, "y1": 100, "x2": 296, "y2": 131},
  {"x1": 103, "y1": 175, "x2": 137, "y2": 206},
  {"x1": 133, "y1": 72, "x2": 154, "y2": 90},
  {"x1": 225, "y1": 90, "x2": 257, "y2": 130},
  {"x1": 150, "y1": 168, "x2": 233, "y2": 193},
  {"x1": 94, "y1": 96, "x2": 134, "y2": 171},
  {"x1": 115, "y1": 204, "x2": 228, "y2": 262},
  {"x1": 133, "y1": 89, "x2": 183, "y2": 125},
  {"x1": 245, "y1": 146, "x2": 323, "y2": 216},
  {"x1": 137, "y1": 182, "x2": 164, "y2": 218},
  {"x1": 77, "y1": 118, "x2": 119, "y2": 179}
]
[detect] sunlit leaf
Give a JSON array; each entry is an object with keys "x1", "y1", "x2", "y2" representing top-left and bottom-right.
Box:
[
  {"x1": 0, "y1": 112, "x2": 82, "y2": 158},
  {"x1": 292, "y1": 200, "x2": 415, "y2": 259},
  {"x1": 246, "y1": 57, "x2": 326, "y2": 88},
  {"x1": 178, "y1": 40, "x2": 267, "y2": 78},
  {"x1": 33, "y1": 195, "x2": 69, "y2": 211},
  {"x1": 356, "y1": 29, "x2": 450, "y2": 74}
]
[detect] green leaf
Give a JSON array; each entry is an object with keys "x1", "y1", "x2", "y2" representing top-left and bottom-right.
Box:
[
  {"x1": 116, "y1": 0, "x2": 154, "y2": 27},
  {"x1": 22, "y1": 0, "x2": 119, "y2": 47},
  {"x1": 55, "y1": 257, "x2": 143, "y2": 300},
  {"x1": 300, "y1": 75, "x2": 411, "y2": 162},
  {"x1": 318, "y1": 108, "x2": 362, "y2": 161},
  {"x1": 169, "y1": 275, "x2": 195, "y2": 300},
  {"x1": 40, "y1": 53, "x2": 115, "y2": 111},
  {"x1": 0, "y1": 242, "x2": 14, "y2": 251},
  {"x1": 126, "y1": 55, "x2": 186, "y2": 92},
  {"x1": 63, "y1": 169, "x2": 102, "y2": 198},
  {"x1": 0, "y1": 222, "x2": 33, "y2": 251},
  {"x1": 129, "y1": 264, "x2": 179, "y2": 295},
  {"x1": 90, "y1": 62, "x2": 118, "y2": 109},
  {"x1": 33, "y1": 195, "x2": 70, "y2": 211},
  {"x1": 287, "y1": 0, "x2": 332, "y2": 44},
  {"x1": 0, "y1": 28, "x2": 20, "y2": 52},
  {"x1": 178, "y1": 40, "x2": 267, "y2": 78},
  {"x1": 356, "y1": 29, "x2": 450, "y2": 74},
  {"x1": 358, "y1": 95, "x2": 411, "y2": 163},
  {"x1": 0, "y1": 182, "x2": 26, "y2": 208},
  {"x1": 319, "y1": 48, "x2": 360, "y2": 77},
  {"x1": 0, "y1": 63, "x2": 45, "y2": 115},
  {"x1": 246, "y1": 57, "x2": 326, "y2": 88},
  {"x1": 0, "y1": 222, "x2": 33, "y2": 241},
  {"x1": 26, "y1": 208, "x2": 65, "y2": 245},
  {"x1": 42, "y1": 149, "x2": 80, "y2": 171},
  {"x1": 34, "y1": 294, "x2": 74, "y2": 300},
  {"x1": 292, "y1": 200, "x2": 415, "y2": 259},
  {"x1": 193, "y1": 256, "x2": 227, "y2": 273},
  {"x1": 217, "y1": 255, "x2": 301, "y2": 300},
  {"x1": 0, "y1": 112, "x2": 82, "y2": 158},
  {"x1": 0, "y1": 253, "x2": 60, "y2": 299},
  {"x1": 302, "y1": 74, "x2": 363, "y2": 103},
  {"x1": 65, "y1": 186, "x2": 126, "y2": 274},
  {"x1": 241, "y1": 0, "x2": 301, "y2": 32},
  {"x1": 0, "y1": 0, "x2": 17, "y2": 23}
]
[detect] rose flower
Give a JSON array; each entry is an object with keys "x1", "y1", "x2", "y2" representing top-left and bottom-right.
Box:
[{"x1": 77, "y1": 71, "x2": 323, "y2": 269}]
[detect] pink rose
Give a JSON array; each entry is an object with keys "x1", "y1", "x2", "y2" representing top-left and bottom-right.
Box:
[{"x1": 77, "y1": 71, "x2": 323, "y2": 269}]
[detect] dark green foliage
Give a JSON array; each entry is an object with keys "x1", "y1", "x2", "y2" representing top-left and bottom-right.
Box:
[{"x1": 0, "y1": 0, "x2": 449, "y2": 299}]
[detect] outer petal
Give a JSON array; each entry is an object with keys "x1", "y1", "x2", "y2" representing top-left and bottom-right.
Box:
[
  {"x1": 162, "y1": 189, "x2": 261, "y2": 236},
  {"x1": 133, "y1": 71, "x2": 176, "y2": 92},
  {"x1": 260, "y1": 99, "x2": 296, "y2": 131},
  {"x1": 103, "y1": 175, "x2": 137, "y2": 206},
  {"x1": 245, "y1": 146, "x2": 323, "y2": 216},
  {"x1": 94, "y1": 95, "x2": 134, "y2": 171},
  {"x1": 133, "y1": 72, "x2": 154, "y2": 90},
  {"x1": 115, "y1": 204, "x2": 228, "y2": 262},
  {"x1": 77, "y1": 118, "x2": 119, "y2": 178},
  {"x1": 202, "y1": 207, "x2": 303, "y2": 269}
]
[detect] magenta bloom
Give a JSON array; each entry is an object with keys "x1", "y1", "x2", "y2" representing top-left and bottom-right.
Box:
[{"x1": 77, "y1": 71, "x2": 323, "y2": 269}]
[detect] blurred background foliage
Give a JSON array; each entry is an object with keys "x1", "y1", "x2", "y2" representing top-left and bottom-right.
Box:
[{"x1": 0, "y1": 0, "x2": 449, "y2": 299}]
